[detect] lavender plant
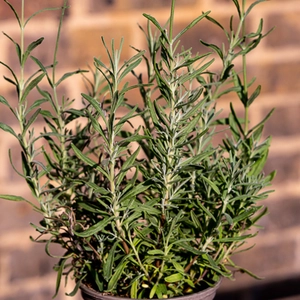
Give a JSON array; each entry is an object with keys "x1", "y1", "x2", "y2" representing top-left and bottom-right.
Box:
[{"x1": 0, "y1": 0, "x2": 275, "y2": 298}]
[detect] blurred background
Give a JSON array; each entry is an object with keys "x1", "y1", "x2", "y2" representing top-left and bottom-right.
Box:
[{"x1": 0, "y1": 0, "x2": 299, "y2": 299}]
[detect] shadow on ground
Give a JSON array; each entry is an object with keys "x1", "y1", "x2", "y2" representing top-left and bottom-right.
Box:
[{"x1": 215, "y1": 276, "x2": 300, "y2": 300}]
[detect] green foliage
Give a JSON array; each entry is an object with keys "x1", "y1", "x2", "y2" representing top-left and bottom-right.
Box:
[{"x1": 0, "y1": 0, "x2": 275, "y2": 298}]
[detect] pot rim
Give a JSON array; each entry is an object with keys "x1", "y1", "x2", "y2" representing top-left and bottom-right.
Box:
[{"x1": 80, "y1": 279, "x2": 222, "y2": 300}]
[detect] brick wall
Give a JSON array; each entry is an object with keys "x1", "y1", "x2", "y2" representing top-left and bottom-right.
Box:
[{"x1": 0, "y1": 1, "x2": 299, "y2": 299}]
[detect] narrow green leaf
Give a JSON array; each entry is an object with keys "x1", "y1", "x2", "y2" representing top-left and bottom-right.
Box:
[
  {"x1": 53, "y1": 258, "x2": 67, "y2": 298},
  {"x1": 229, "y1": 102, "x2": 244, "y2": 138},
  {"x1": 142, "y1": 14, "x2": 168, "y2": 42},
  {"x1": 130, "y1": 278, "x2": 138, "y2": 298},
  {"x1": 77, "y1": 201, "x2": 109, "y2": 214},
  {"x1": 224, "y1": 213, "x2": 233, "y2": 225},
  {"x1": 0, "y1": 61, "x2": 19, "y2": 88},
  {"x1": 232, "y1": 71, "x2": 247, "y2": 106},
  {"x1": 22, "y1": 37, "x2": 44, "y2": 65},
  {"x1": 156, "y1": 284, "x2": 168, "y2": 298},
  {"x1": 248, "y1": 108, "x2": 274, "y2": 136},
  {"x1": 7, "y1": 149, "x2": 28, "y2": 180},
  {"x1": 245, "y1": 0, "x2": 267, "y2": 18},
  {"x1": 174, "y1": 53, "x2": 211, "y2": 71},
  {"x1": 231, "y1": 209, "x2": 255, "y2": 225},
  {"x1": 0, "y1": 194, "x2": 26, "y2": 202},
  {"x1": 3, "y1": 76, "x2": 18, "y2": 88},
  {"x1": 85, "y1": 182, "x2": 110, "y2": 195},
  {"x1": 250, "y1": 207, "x2": 268, "y2": 225},
  {"x1": 0, "y1": 96, "x2": 10, "y2": 108},
  {"x1": 107, "y1": 261, "x2": 128, "y2": 291},
  {"x1": 71, "y1": 143, "x2": 109, "y2": 179},
  {"x1": 200, "y1": 40, "x2": 223, "y2": 60},
  {"x1": 81, "y1": 93, "x2": 108, "y2": 123},
  {"x1": 205, "y1": 14, "x2": 225, "y2": 31},
  {"x1": 120, "y1": 182, "x2": 149, "y2": 202},
  {"x1": 153, "y1": 100, "x2": 170, "y2": 130},
  {"x1": 2, "y1": 32, "x2": 21, "y2": 64},
  {"x1": 4, "y1": 0, "x2": 21, "y2": 27},
  {"x1": 247, "y1": 85, "x2": 261, "y2": 107},
  {"x1": 0, "y1": 123, "x2": 18, "y2": 138},
  {"x1": 74, "y1": 216, "x2": 113, "y2": 237},
  {"x1": 248, "y1": 18, "x2": 263, "y2": 38},
  {"x1": 149, "y1": 284, "x2": 157, "y2": 299},
  {"x1": 215, "y1": 233, "x2": 255, "y2": 243},
  {"x1": 31, "y1": 56, "x2": 53, "y2": 87},
  {"x1": 172, "y1": 261, "x2": 185, "y2": 273},
  {"x1": 27, "y1": 99, "x2": 47, "y2": 114},
  {"x1": 0, "y1": 95, "x2": 17, "y2": 117},
  {"x1": 115, "y1": 105, "x2": 138, "y2": 131},
  {"x1": 216, "y1": 85, "x2": 240, "y2": 98},
  {"x1": 86, "y1": 112, "x2": 109, "y2": 144},
  {"x1": 66, "y1": 277, "x2": 85, "y2": 296},
  {"x1": 164, "y1": 273, "x2": 184, "y2": 283},
  {"x1": 221, "y1": 64, "x2": 235, "y2": 81},
  {"x1": 201, "y1": 175, "x2": 220, "y2": 195},
  {"x1": 173, "y1": 240, "x2": 204, "y2": 255},
  {"x1": 190, "y1": 210, "x2": 201, "y2": 229},
  {"x1": 25, "y1": 6, "x2": 65, "y2": 27},
  {"x1": 56, "y1": 69, "x2": 88, "y2": 86},
  {"x1": 23, "y1": 108, "x2": 41, "y2": 134},
  {"x1": 232, "y1": 0, "x2": 241, "y2": 18},
  {"x1": 116, "y1": 147, "x2": 140, "y2": 186},
  {"x1": 249, "y1": 149, "x2": 269, "y2": 176},
  {"x1": 118, "y1": 58, "x2": 143, "y2": 83},
  {"x1": 103, "y1": 241, "x2": 119, "y2": 281},
  {"x1": 138, "y1": 204, "x2": 160, "y2": 215},
  {"x1": 21, "y1": 73, "x2": 45, "y2": 103},
  {"x1": 179, "y1": 59, "x2": 214, "y2": 84},
  {"x1": 148, "y1": 249, "x2": 165, "y2": 255},
  {"x1": 122, "y1": 211, "x2": 142, "y2": 228},
  {"x1": 197, "y1": 200, "x2": 216, "y2": 222},
  {"x1": 174, "y1": 11, "x2": 210, "y2": 42}
]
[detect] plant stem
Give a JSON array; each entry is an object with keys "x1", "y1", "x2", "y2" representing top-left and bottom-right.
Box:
[
  {"x1": 52, "y1": 0, "x2": 67, "y2": 86},
  {"x1": 169, "y1": 0, "x2": 176, "y2": 42},
  {"x1": 242, "y1": 0, "x2": 249, "y2": 136},
  {"x1": 52, "y1": 0, "x2": 68, "y2": 174},
  {"x1": 19, "y1": 0, "x2": 25, "y2": 100},
  {"x1": 128, "y1": 234, "x2": 150, "y2": 278}
]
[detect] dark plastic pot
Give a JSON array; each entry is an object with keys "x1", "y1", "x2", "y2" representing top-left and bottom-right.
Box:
[{"x1": 80, "y1": 280, "x2": 222, "y2": 300}]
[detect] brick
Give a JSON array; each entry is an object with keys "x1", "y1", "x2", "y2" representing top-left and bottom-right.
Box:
[
  {"x1": 172, "y1": 12, "x2": 254, "y2": 58},
  {"x1": 216, "y1": 275, "x2": 300, "y2": 300},
  {"x1": 0, "y1": 199, "x2": 41, "y2": 232},
  {"x1": 88, "y1": 0, "x2": 119, "y2": 12},
  {"x1": 89, "y1": 0, "x2": 198, "y2": 11},
  {"x1": 5, "y1": 29, "x2": 69, "y2": 72},
  {"x1": 165, "y1": 17, "x2": 227, "y2": 56},
  {"x1": 9, "y1": 243, "x2": 57, "y2": 281},
  {"x1": 1, "y1": 288, "x2": 57, "y2": 300},
  {"x1": 68, "y1": 25, "x2": 134, "y2": 68},
  {"x1": 266, "y1": 12, "x2": 300, "y2": 48},
  {"x1": 264, "y1": 152, "x2": 300, "y2": 185},
  {"x1": 263, "y1": 197, "x2": 300, "y2": 232},
  {"x1": 232, "y1": 238, "x2": 296, "y2": 276},
  {"x1": 0, "y1": 140, "x2": 23, "y2": 183},
  {"x1": 0, "y1": 1, "x2": 65, "y2": 20},
  {"x1": 263, "y1": 103, "x2": 300, "y2": 137},
  {"x1": 129, "y1": 0, "x2": 197, "y2": 9},
  {"x1": 249, "y1": 61, "x2": 300, "y2": 94},
  {"x1": 0, "y1": 88, "x2": 18, "y2": 126}
]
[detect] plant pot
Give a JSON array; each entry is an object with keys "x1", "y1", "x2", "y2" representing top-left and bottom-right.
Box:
[{"x1": 80, "y1": 280, "x2": 222, "y2": 300}]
